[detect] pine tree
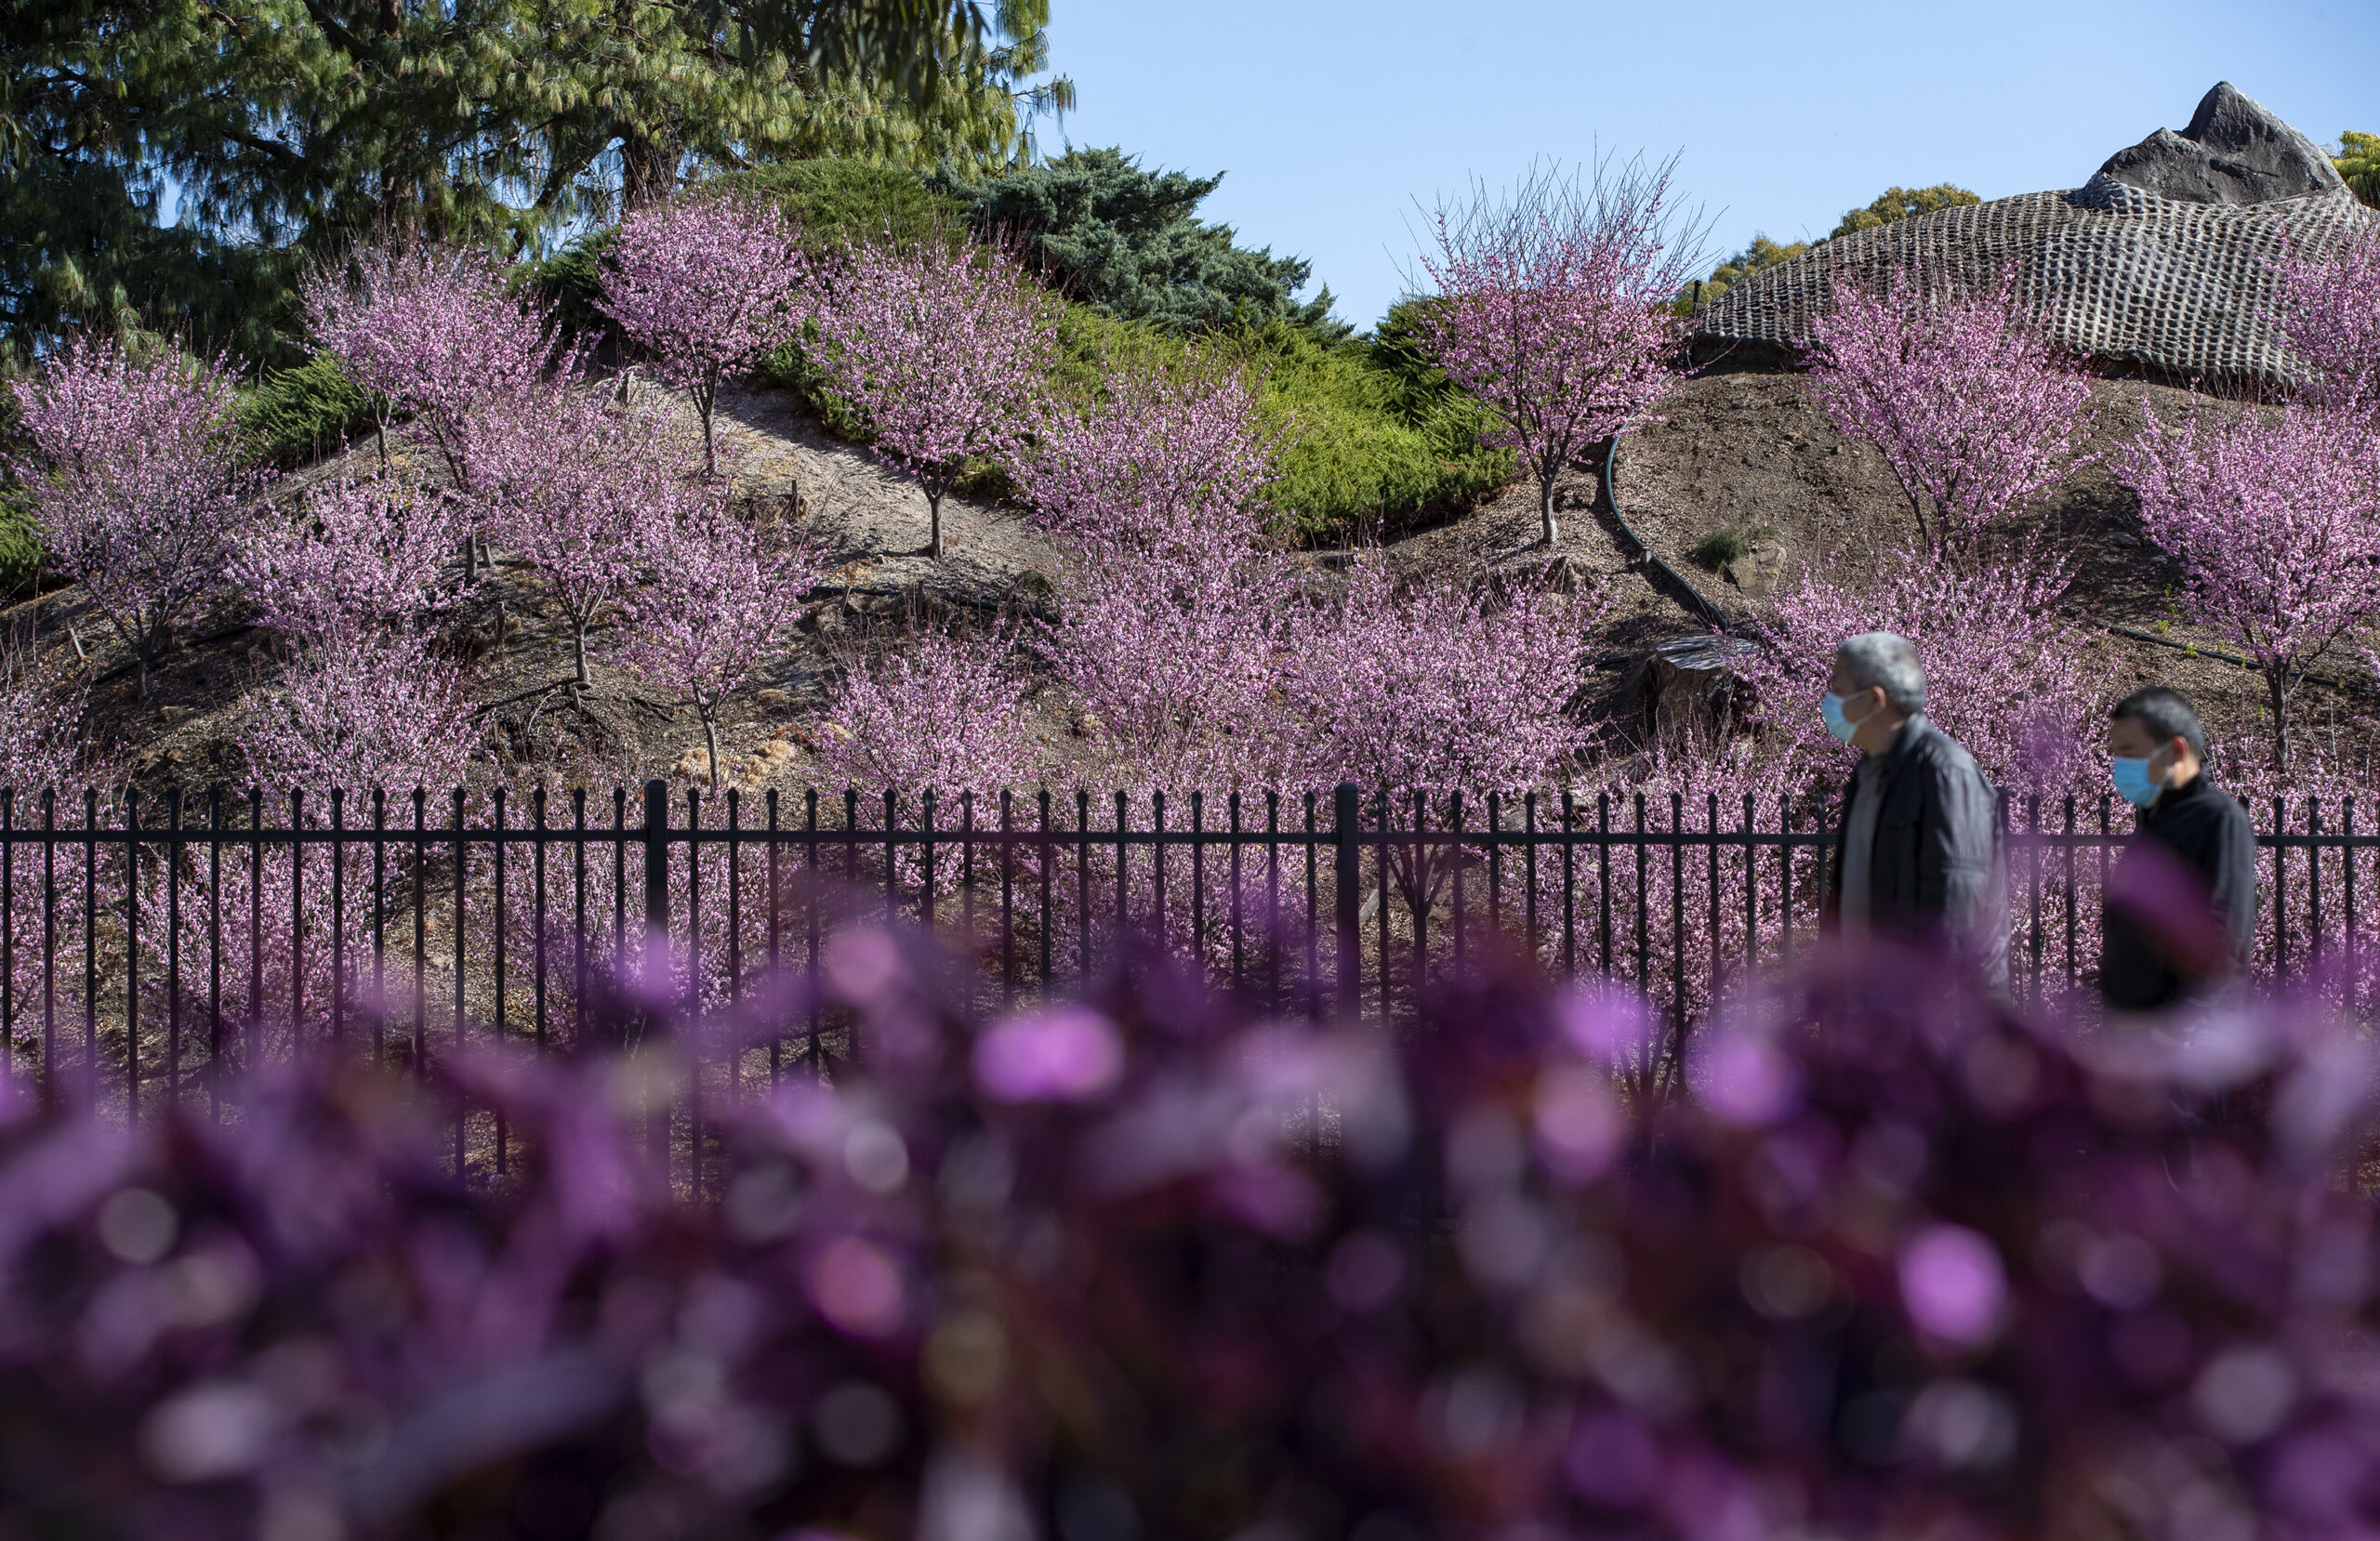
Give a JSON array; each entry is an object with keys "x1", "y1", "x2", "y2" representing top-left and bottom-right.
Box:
[{"x1": 0, "y1": 1, "x2": 1067, "y2": 361}]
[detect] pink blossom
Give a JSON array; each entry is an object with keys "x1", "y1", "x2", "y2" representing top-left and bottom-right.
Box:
[
  {"x1": 234, "y1": 630, "x2": 476, "y2": 797},
  {"x1": 6, "y1": 336, "x2": 264, "y2": 696},
  {"x1": 304, "y1": 243, "x2": 584, "y2": 500},
  {"x1": 2117, "y1": 400, "x2": 2380, "y2": 768},
  {"x1": 1897, "y1": 1223, "x2": 2007, "y2": 1349},
  {"x1": 600, "y1": 192, "x2": 807, "y2": 476},
  {"x1": 1012, "y1": 347, "x2": 1278, "y2": 550},
  {"x1": 1289, "y1": 555, "x2": 1602, "y2": 796},
  {"x1": 1739, "y1": 546, "x2": 2110, "y2": 795},
  {"x1": 2275, "y1": 226, "x2": 2380, "y2": 415},
  {"x1": 816, "y1": 626, "x2": 1041, "y2": 797},
  {"x1": 230, "y1": 474, "x2": 464, "y2": 644},
  {"x1": 1411, "y1": 157, "x2": 1699, "y2": 545},
  {"x1": 479, "y1": 390, "x2": 713, "y2": 687},
  {"x1": 805, "y1": 234, "x2": 1060, "y2": 558},
  {"x1": 1042, "y1": 530, "x2": 1300, "y2": 791},
  {"x1": 615, "y1": 502, "x2": 822, "y2": 789},
  {"x1": 1804, "y1": 270, "x2": 2096, "y2": 561},
  {"x1": 973, "y1": 1007, "x2": 1125, "y2": 1102}
]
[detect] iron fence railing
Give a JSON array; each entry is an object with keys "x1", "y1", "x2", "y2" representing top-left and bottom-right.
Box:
[{"x1": 0, "y1": 781, "x2": 2370, "y2": 1169}]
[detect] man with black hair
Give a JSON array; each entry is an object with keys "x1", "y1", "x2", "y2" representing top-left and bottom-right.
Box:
[{"x1": 2100, "y1": 685, "x2": 2256, "y2": 1011}]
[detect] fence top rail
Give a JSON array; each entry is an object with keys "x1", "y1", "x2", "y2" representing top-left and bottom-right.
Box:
[{"x1": 0, "y1": 784, "x2": 2373, "y2": 847}]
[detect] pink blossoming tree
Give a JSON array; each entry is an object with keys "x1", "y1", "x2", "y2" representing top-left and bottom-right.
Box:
[
  {"x1": 817, "y1": 626, "x2": 1041, "y2": 797},
  {"x1": 2275, "y1": 226, "x2": 2380, "y2": 417},
  {"x1": 1289, "y1": 554, "x2": 1604, "y2": 912},
  {"x1": 1044, "y1": 528, "x2": 1301, "y2": 792},
  {"x1": 1014, "y1": 347, "x2": 1278, "y2": 548},
  {"x1": 229, "y1": 474, "x2": 465, "y2": 647},
  {"x1": 1292, "y1": 556, "x2": 1602, "y2": 797},
  {"x1": 237, "y1": 629, "x2": 477, "y2": 797},
  {"x1": 481, "y1": 392, "x2": 711, "y2": 688},
  {"x1": 304, "y1": 242, "x2": 586, "y2": 578},
  {"x1": 1804, "y1": 271, "x2": 2096, "y2": 563},
  {"x1": 617, "y1": 505, "x2": 822, "y2": 789},
  {"x1": 2117, "y1": 402, "x2": 2380, "y2": 769},
  {"x1": 806, "y1": 233, "x2": 1061, "y2": 558},
  {"x1": 1410, "y1": 156, "x2": 1702, "y2": 546},
  {"x1": 600, "y1": 192, "x2": 806, "y2": 476},
  {"x1": 6, "y1": 336, "x2": 264, "y2": 696},
  {"x1": 1739, "y1": 546, "x2": 2111, "y2": 795}
]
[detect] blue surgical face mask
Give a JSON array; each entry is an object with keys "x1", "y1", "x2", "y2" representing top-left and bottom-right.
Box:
[
  {"x1": 1821, "y1": 691, "x2": 1859, "y2": 744},
  {"x1": 2111, "y1": 755, "x2": 2163, "y2": 809}
]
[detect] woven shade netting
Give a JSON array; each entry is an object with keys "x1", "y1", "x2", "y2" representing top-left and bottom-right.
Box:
[{"x1": 1688, "y1": 178, "x2": 2380, "y2": 385}]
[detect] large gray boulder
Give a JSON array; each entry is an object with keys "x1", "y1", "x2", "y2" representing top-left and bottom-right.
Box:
[
  {"x1": 1687, "y1": 84, "x2": 2380, "y2": 387},
  {"x1": 2093, "y1": 82, "x2": 2347, "y2": 205}
]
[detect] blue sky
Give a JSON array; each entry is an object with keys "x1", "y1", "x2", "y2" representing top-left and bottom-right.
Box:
[{"x1": 1042, "y1": 0, "x2": 2379, "y2": 332}]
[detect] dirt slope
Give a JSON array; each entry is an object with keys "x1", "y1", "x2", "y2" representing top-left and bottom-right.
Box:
[
  {"x1": 1606, "y1": 363, "x2": 2380, "y2": 774},
  {"x1": 34, "y1": 362, "x2": 2380, "y2": 804}
]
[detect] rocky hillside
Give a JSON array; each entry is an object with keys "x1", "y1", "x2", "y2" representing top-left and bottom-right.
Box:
[
  {"x1": 31, "y1": 353, "x2": 2380, "y2": 803},
  {"x1": 1612, "y1": 363, "x2": 2379, "y2": 775}
]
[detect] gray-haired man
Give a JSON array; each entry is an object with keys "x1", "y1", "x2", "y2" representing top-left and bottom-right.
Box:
[{"x1": 1822, "y1": 632, "x2": 2007, "y2": 983}]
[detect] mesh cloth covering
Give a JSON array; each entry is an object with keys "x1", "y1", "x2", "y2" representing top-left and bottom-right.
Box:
[{"x1": 1689, "y1": 178, "x2": 2380, "y2": 385}]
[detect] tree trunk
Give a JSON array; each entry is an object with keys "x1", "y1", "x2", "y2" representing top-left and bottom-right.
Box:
[
  {"x1": 703, "y1": 714, "x2": 722, "y2": 792},
  {"x1": 2268, "y1": 667, "x2": 2292, "y2": 771},
  {"x1": 697, "y1": 376, "x2": 717, "y2": 478},
  {"x1": 574, "y1": 624, "x2": 591, "y2": 688},
  {"x1": 927, "y1": 487, "x2": 945, "y2": 559},
  {"x1": 620, "y1": 126, "x2": 681, "y2": 214},
  {"x1": 1538, "y1": 464, "x2": 1559, "y2": 546}
]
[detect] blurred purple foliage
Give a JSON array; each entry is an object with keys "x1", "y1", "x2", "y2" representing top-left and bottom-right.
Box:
[{"x1": 2, "y1": 929, "x2": 2377, "y2": 1541}]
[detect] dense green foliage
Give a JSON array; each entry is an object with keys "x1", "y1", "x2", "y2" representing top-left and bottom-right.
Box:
[
  {"x1": 1236, "y1": 318, "x2": 1510, "y2": 539},
  {"x1": 723, "y1": 158, "x2": 969, "y2": 252},
  {"x1": 236, "y1": 353, "x2": 382, "y2": 469},
  {"x1": 1, "y1": 0, "x2": 1064, "y2": 366},
  {"x1": 2337, "y1": 132, "x2": 2380, "y2": 209},
  {"x1": 931, "y1": 148, "x2": 1348, "y2": 339},
  {"x1": 769, "y1": 297, "x2": 1507, "y2": 541},
  {"x1": 734, "y1": 163, "x2": 1498, "y2": 540},
  {"x1": 1829, "y1": 183, "x2": 1980, "y2": 239},
  {"x1": 0, "y1": 391, "x2": 38, "y2": 600}
]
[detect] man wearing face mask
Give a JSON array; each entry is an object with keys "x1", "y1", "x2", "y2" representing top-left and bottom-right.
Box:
[
  {"x1": 1822, "y1": 632, "x2": 2006, "y2": 984},
  {"x1": 2100, "y1": 686, "x2": 2255, "y2": 1012}
]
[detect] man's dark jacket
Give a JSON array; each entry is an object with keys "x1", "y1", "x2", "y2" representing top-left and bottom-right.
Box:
[
  {"x1": 2100, "y1": 772, "x2": 2256, "y2": 1011},
  {"x1": 1826, "y1": 714, "x2": 2007, "y2": 981}
]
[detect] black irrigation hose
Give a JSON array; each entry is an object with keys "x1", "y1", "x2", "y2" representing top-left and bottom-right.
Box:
[
  {"x1": 1596, "y1": 432, "x2": 1737, "y2": 632},
  {"x1": 2105, "y1": 624, "x2": 2379, "y2": 700}
]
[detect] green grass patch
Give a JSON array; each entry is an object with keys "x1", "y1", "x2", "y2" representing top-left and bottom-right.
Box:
[{"x1": 1691, "y1": 522, "x2": 1779, "y2": 571}]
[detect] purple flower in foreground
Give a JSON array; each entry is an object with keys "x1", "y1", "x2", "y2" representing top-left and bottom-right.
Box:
[
  {"x1": 1898, "y1": 1222, "x2": 2007, "y2": 1350},
  {"x1": 974, "y1": 1007, "x2": 1125, "y2": 1103},
  {"x1": 0, "y1": 930, "x2": 2375, "y2": 1538}
]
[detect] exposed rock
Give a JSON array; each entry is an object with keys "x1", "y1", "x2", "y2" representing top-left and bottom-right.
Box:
[
  {"x1": 2093, "y1": 82, "x2": 2347, "y2": 206},
  {"x1": 1642, "y1": 635, "x2": 1758, "y2": 742},
  {"x1": 1719, "y1": 536, "x2": 1788, "y2": 599},
  {"x1": 1690, "y1": 84, "x2": 2380, "y2": 386}
]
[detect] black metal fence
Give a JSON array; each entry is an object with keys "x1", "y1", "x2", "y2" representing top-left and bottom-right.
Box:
[{"x1": 1, "y1": 781, "x2": 2372, "y2": 1164}]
